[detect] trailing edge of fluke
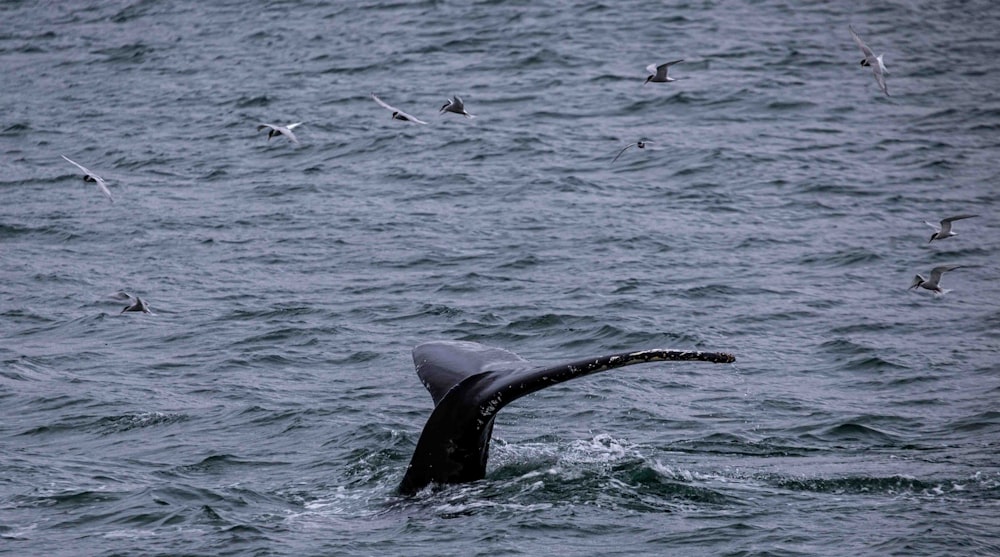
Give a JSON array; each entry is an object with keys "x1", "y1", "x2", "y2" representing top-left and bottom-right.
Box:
[{"x1": 398, "y1": 340, "x2": 736, "y2": 495}]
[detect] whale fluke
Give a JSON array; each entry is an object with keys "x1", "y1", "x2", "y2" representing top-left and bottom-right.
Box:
[{"x1": 398, "y1": 340, "x2": 736, "y2": 495}]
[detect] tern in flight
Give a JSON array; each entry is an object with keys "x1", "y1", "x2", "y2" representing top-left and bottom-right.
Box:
[
  {"x1": 644, "y1": 60, "x2": 683, "y2": 84},
  {"x1": 257, "y1": 122, "x2": 303, "y2": 144},
  {"x1": 440, "y1": 95, "x2": 475, "y2": 118},
  {"x1": 909, "y1": 265, "x2": 963, "y2": 294},
  {"x1": 612, "y1": 140, "x2": 651, "y2": 164},
  {"x1": 849, "y1": 25, "x2": 889, "y2": 97},
  {"x1": 371, "y1": 92, "x2": 427, "y2": 124},
  {"x1": 925, "y1": 214, "x2": 978, "y2": 243},
  {"x1": 61, "y1": 155, "x2": 114, "y2": 203}
]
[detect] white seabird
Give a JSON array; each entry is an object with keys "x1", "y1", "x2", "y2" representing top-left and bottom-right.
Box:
[
  {"x1": 909, "y1": 265, "x2": 963, "y2": 294},
  {"x1": 611, "y1": 140, "x2": 651, "y2": 164},
  {"x1": 371, "y1": 92, "x2": 427, "y2": 124},
  {"x1": 849, "y1": 25, "x2": 889, "y2": 97},
  {"x1": 440, "y1": 95, "x2": 475, "y2": 118},
  {"x1": 61, "y1": 155, "x2": 114, "y2": 203},
  {"x1": 257, "y1": 122, "x2": 303, "y2": 144},
  {"x1": 925, "y1": 214, "x2": 978, "y2": 243},
  {"x1": 644, "y1": 60, "x2": 683, "y2": 84}
]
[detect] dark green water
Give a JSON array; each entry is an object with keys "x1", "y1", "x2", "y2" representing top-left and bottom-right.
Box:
[{"x1": 2, "y1": 1, "x2": 999, "y2": 555}]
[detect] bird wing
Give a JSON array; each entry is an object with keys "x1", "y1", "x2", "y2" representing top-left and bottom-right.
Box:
[
  {"x1": 61, "y1": 154, "x2": 93, "y2": 177},
  {"x1": 280, "y1": 123, "x2": 302, "y2": 143},
  {"x1": 611, "y1": 143, "x2": 635, "y2": 164},
  {"x1": 942, "y1": 214, "x2": 978, "y2": 224},
  {"x1": 257, "y1": 123, "x2": 276, "y2": 132},
  {"x1": 929, "y1": 265, "x2": 962, "y2": 284},
  {"x1": 452, "y1": 97, "x2": 474, "y2": 117},
  {"x1": 870, "y1": 61, "x2": 889, "y2": 96},
  {"x1": 62, "y1": 155, "x2": 113, "y2": 203},
  {"x1": 372, "y1": 93, "x2": 427, "y2": 124},
  {"x1": 849, "y1": 25, "x2": 875, "y2": 59},
  {"x1": 656, "y1": 59, "x2": 683, "y2": 79},
  {"x1": 371, "y1": 92, "x2": 397, "y2": 112},
  {"x1": 645, "y1": 63, "x2": 658, "y2": 74},
  {"x1": 400, "y1": 111, "x2": 428, "y2": 124},
  {"x1": 94, "y1": 175, "x2": 113, "y2": 203},
  {"x1": 923, "y1": 220, "x2": 941, "y2": 230}
]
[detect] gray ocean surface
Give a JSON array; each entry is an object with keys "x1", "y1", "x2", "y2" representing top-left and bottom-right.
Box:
[{"x1": 2, "y1": 1, "x2": 1000, "y2": 555}]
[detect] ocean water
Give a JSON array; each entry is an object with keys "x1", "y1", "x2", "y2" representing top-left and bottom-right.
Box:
[{"x1": 2, "y1": 0, "x2": 999, "y2": 555}]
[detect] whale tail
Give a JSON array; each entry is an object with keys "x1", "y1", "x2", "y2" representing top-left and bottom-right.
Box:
[{"x1": 398, "y1": 341, "x2": 735, "y2": 495}]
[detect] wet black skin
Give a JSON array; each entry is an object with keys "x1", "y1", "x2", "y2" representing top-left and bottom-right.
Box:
[{"x1": 397, "y1": 341, "x2": 736, "y2": 495}]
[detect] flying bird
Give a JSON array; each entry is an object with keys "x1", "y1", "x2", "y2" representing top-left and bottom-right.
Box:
[
  {"x1": 440, "y1": 95, "x2": 474, "y2": 118},
  {"x1": 257, "y1": 122, "x2": 303, "y2": 144},
  {"x1": 644, "y1": 60, "x2": 683, "y2": 84},
  {"x1": 849, "y1": 25, "x2": 889, "y2": 97},
  {"x1": 909, "y1": 265, "x2": 963, "y2": 294},
  {"x1": 61, "y1": 155, "x2": 114, "y2": 203},
  {"x1": 611, "y1": 140, "x2": 650, "y2": 164},
  {"x1": 371, "y1": 92, "x2": 427, "y2": 124},
  {"x1": 925, "y1": 214, "x2": 978, "y2": 243}
]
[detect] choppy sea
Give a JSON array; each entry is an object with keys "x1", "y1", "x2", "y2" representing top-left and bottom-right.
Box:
[{"x1": 2, "y1": 1, "x2": 999, "y2": 555}]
